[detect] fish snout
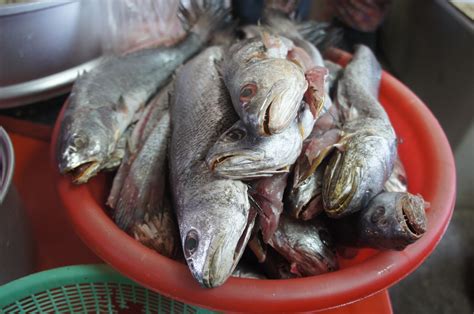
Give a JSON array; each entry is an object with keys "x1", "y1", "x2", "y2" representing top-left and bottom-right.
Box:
[{"x1": 323, "y1": 151, "x2": 362, "y2": 218}]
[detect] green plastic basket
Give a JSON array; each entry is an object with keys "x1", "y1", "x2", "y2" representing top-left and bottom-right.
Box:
[{"x1": 0, "y1": 264, "x2": 213, "y2": 313}]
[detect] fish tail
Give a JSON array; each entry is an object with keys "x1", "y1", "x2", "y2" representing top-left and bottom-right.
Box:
[
  {"x1": 178, "y1": 0, "x2": 230, "y2": 42},
  {"x1": 131, "y1": 198, "x2": 179, "y2": 259},
  {"x1": 297, "y1": 21, "x2": 342, "y2": 52}
]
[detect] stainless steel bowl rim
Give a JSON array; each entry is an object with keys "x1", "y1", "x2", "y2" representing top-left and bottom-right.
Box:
[
  {"x1": 0, "y1": 127, "x2": 14, "y2": 204},
  {"x1": 0, "y1": 0, "x2": 77, "y2": 17}
]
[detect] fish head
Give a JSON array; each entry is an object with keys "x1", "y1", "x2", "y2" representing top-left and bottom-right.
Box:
[
  {"x1": 180, "y1": 181, "x2": 254, "y2": 288},
  {"x1": 360, "y1": 192, "x2": 427, "y2": 250},
  {"x1": 56, "y1": 116, "x2": 112, "y2": 183},
  {"x1": 206, "y1": 120, "x2": 301, "y2": 179},
  {"x1": 323, "y1": 132, "x2": 396, "y2": 218},
  {"x1": 231, "y1": 58, "x2": 307, "y2": 136}
]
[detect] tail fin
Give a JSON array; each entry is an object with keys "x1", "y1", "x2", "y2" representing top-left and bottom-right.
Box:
[
  {"x1": 178, "y1": 0, "x2": 230, "y2": 41},
  {"x1": 297, "y1": 21, "x2": 342, "y2": 52}
]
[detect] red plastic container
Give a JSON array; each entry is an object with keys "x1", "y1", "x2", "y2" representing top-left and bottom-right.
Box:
[{"x1": 53, "y1": 50, "x2": 456, "y2": 312}]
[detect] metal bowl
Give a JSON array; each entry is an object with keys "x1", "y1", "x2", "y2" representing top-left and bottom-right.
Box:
[{"x1": 0, "y1": 0, "x2": 102, "y2": 108}]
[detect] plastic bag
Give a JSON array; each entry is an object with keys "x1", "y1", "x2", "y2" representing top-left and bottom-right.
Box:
[{"x1": 101, "y1": 0, "x2": 185, "y2": 54}]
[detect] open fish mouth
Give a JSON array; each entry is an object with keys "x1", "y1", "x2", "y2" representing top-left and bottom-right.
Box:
[
  {"x1": 207, "y1": 150, "x2": 264, "y2": 172},
  {"x1": 66, "y1": 161, "x2": 101, "y2": 184},
  {"x1": 398, "y1": 194, "x2": 427, "y2": 238}
]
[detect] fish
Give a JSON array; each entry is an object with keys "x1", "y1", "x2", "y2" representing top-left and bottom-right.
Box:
[
  {"x1": 250, "y1": 173, "x2": 289, "y2": 243},
  {"x1": 328, "y1": 192, "x2": 428, "y2": 250},
  {"x1": 223, "y1": 34, "x2": 308, "y2": 136},
  {"x1": 268, "y1": 215, "x2": 339, "y2": 277},
  {"x1": 56, "y1": 0, "x2": 229, "y2": 184},
  {"x1": 322, "y1": 45, "x2": 397, "y2": 218},
  {"x1": 107, "y1": 109, "x2": 179, "y2": 259},
  {"x1": 170, "y1": 46, "x2": 255, "y2": 288},
  {"x1": 205, "y1": 103, "x2": 313, "y2": 180},
  {"x1": 107, "y1": 82, "x2": 173, "y2": 212}
]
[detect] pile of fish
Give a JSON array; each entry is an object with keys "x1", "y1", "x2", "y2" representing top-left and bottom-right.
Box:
[{"x1": 56, "y1": 0, "x2": 428, "y2": 288}]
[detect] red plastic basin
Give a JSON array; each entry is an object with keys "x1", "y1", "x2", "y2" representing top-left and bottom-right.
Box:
[{"x1": 52, "y1": 49, "x2": 456, "y2": 312}]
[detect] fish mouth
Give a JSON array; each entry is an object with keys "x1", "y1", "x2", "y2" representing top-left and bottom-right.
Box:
[
  {"x1": 201, "y1": 208, "x2": 256, "y2": 288},
  {"x1": 65, "y1": 161, "x2": 101, "y2": 184},
  {"x1": 257, "y1": 84, "x2": 302, "y2": 136},
  {"x1": 398, "y1": 194, "x2": 427, "y2": 239},
  {"x1": 323, "y1": 152, "x2": 361, "y2": 218}
]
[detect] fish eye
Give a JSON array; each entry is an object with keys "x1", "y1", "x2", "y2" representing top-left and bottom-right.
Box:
[
  {"x1": 225, "y1": 128, "x2": 246, "y2": 142},
  {"x1": 72, "y1": 135, "x2": 88, "y2": 149},
  {"x1": 318, "y1": 228, "x2": 333, "y2": 248},
  {"x1": 184, "y1": 230, "x2": 199, "y2": 257},
  {"x1": 239, "y1": 83, "x2": 257, "y2": 104},
  {"x1": 371, "y1": 206, "x2": 386, "y2": 224}
]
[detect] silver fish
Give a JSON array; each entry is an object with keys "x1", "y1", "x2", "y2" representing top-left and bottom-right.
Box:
[
  {"x1": 56, "y1": 0, "x2": 228, "y2": 184},
  {"x1": 170, "y1": 46, "x2": 254, "y2": 288},
  {"x1": 329, "y1": 192, "x2": 427, "y2": 250},
  {"x1": 205, "y1": 112, "x2": 306, "y2": 180},
  {"x1": 107, "y1": 110, "x2": 179, "y2": 258},
  {"x1": 223, "y1": 34, "x2": 308, "y2": 136},
  {"x1": 268, "y1": 215, "x2": 339, "y2": 277},
  {"x1": 323, "y1": 45, "x2": 397, "y2": 218}
]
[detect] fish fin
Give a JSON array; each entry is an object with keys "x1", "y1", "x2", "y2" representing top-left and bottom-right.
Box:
[
  {"x1": 113, "y1": 95, "x2": 130, "y2": 115},
  {"x1": 178, "y1": 0, "x2": 230, "y2": 42},
  {"x1": 297, "y1": 21, "x2": 342, "y2": 52}
]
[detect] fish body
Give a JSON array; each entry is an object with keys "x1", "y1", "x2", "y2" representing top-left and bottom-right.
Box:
[
  {"x1": 323, "y1": 45, "x2": 397, "y2": 218},
  {"x1": 269, "y1": 215, "x2": 338, "y2": 276},
  {"x1": 170, "y1": 46, "x2": 254, "y2": 288},
  {"x1": 223, "y1": 35, "x2": 308, "y2": 136},
  {"x1": 56, "y1": 0, "x2": 228, "y2": 183},
  {"x1": 329, "y1": 192, "x2": 427, "y2": 250}
]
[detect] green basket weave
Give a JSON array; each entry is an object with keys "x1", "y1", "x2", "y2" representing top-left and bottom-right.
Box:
[{"x1": 0, "y1": 264, "x2": 213, "y2": 314}]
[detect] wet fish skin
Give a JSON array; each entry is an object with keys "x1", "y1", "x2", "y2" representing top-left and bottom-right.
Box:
[
  {"x1": 107, "y1": 82, "x2": 173, "y2": 211},
  {"x1": 323, "y1": 45, "x2": 397, "y2": 218},
  {"x1": 329, "y1": 192, "x2": 427, "y2": 250},
  {"x1": 170, "y1": 46, "x2": 254, "y2": 288},
  {"x1": 56, "y1": 0, "x2": 228, "y2": 183},
  {"x1": 109, "y1": 111, "x2": 170, "y2": 230},
  {"x1": 223, "y1": 36, "x2": 308, "y2": 136},
  {"x1": 268, "y1": 215, "x2": 339, "y2": 277}
]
